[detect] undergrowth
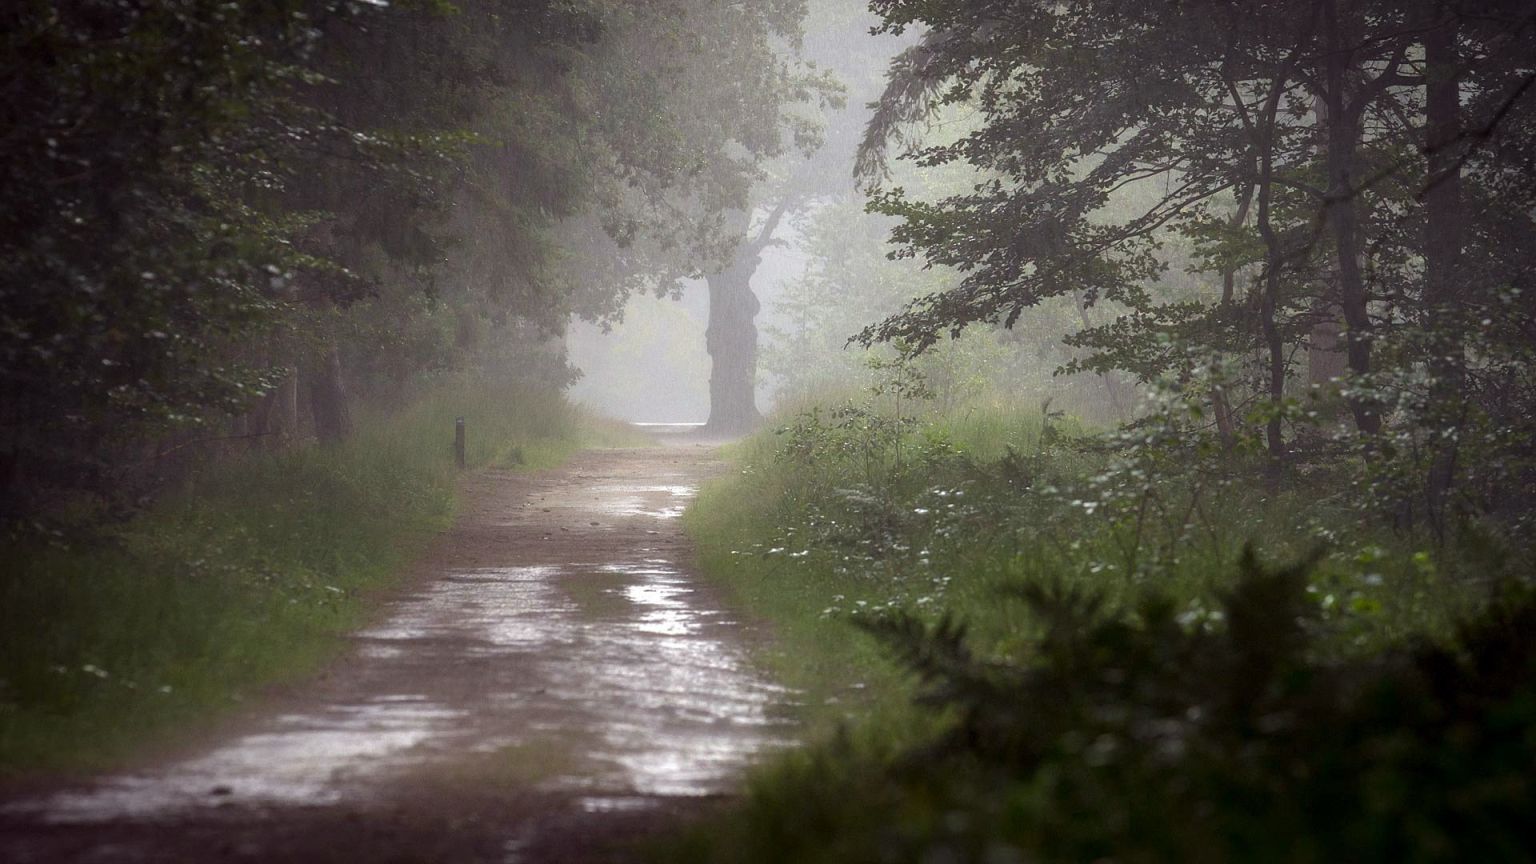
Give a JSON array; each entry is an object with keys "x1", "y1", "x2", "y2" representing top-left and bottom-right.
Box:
[
  {"x1": 0, "y1": 378, "x2": 636, "y2": 777},
  {"x1": 676, "y1": 383, "x2": 1527, "y2": 862},
  {"x1": 672, "y1": 550, "x2": 1536, "y2": 863}
]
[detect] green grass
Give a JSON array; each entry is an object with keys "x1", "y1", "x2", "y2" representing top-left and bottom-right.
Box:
[
  {"x1": 0, "y1": 378, "x2": 640, "y2": 778},
  {"x1": 694, "y1": 400, "x2": 1480, "y2": 704},
  {"x1": 675, "y1": 393, "x2": 1497, "y2": 861}
]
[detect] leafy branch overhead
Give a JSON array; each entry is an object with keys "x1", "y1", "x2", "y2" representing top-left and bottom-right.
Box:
[{"x1": 850, "y1": 0, "x2": 1536, "y2": 492}]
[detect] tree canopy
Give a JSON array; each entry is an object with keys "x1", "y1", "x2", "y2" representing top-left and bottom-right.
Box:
[
  {"x1": 0, "y1": 0, "x2": 827, "y2": 511},
  {"x1": 855, "y1": 0, "x2": 1536, "y2": 519}
]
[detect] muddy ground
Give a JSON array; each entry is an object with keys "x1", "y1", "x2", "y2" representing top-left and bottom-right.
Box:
[{"x1": 0, "y1": 441, "x2": 792, "y2": 863}]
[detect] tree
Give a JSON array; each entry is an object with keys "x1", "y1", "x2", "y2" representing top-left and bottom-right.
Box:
[
  {"x1": 561, "y1": 0, "x2": 838, "y2": 434},
  {"x1": 705, "y1": 202, "x2": 790, "y2": 432},
  {"x1": 856, "y1": 1, "x2": 1322, "y2": 468},
  {"x1": 855, "y1": 0, "x2": 1536, "y2": 499},
  {"x1": 0, "y1": 0, "x2": 833, "y2": 512},
  {"x1": 0, "y1": 0, "x2": 338, "y2": 501}
]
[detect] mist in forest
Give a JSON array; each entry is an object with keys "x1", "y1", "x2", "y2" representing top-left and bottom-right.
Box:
[
  {"x1": 568, "y1": 227, "x2": 808, "y2": 424},
  {"x1": 567, "y1": 2, "x2": 912, "y2": 428},
  {"x1": 6, "y1": 1, "x2": 1536, "y2": 861}
]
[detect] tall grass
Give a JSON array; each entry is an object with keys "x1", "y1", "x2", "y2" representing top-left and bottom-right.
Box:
[
  {"x1": 688, "y1": 393, "x2": 1483, "y2": 741},
  {"x1": 673, "y1": 392, "x2": 1508, "y2": 862},
  {"x1": 0, "y1": 379, "x2": 636, "y2": 777}
]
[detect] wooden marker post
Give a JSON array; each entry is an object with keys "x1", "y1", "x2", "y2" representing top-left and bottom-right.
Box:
[{"x1": 454, "y1": 417, "x2": 466, "y2": 469}]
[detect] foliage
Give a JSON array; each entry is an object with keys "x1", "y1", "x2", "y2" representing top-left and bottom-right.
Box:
[
  {"x1": 0, "y1": 0, "x2": 334, "y2": 496},
  {"x1": 0, "y1": 0, "x2": 828, "y2": 515},
  {"x1": 675, "y1": 549, "x2": 1536, "y2": 863},
  {"x1": 852, "y1": 0, "x2": 1536, "y2": 526},
  {"x1": 763, "y1": 190, "x2": 1129, "y2": 427},
  {"x1": 0, "y1": 378, "x2": 632, "y2": 775},
  {"x1": 675, "y1": 379, "x2": 1517, "y2": 861}
]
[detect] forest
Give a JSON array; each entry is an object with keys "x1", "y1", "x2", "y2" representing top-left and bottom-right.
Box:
[{"x1": 2, "y1": 0, "x2": 1535, "y2": 862}]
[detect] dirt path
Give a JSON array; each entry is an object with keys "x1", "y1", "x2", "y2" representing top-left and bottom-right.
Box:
[{"x1": 0, "y1": 442, "x2": 791, "y2": 862}]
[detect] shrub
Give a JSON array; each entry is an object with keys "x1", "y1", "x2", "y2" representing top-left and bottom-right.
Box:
[{"x1": 682, "y1": 550, "x2": 1536, "y2": 863}]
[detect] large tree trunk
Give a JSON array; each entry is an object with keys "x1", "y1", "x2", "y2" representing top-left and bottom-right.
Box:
[
  {"x1": 307, "y1": 346, "x2": 352, "y2": 444},
  {"x1": 704, "y1": 262, "x2": 763, "y2": 435},
  {"x1": 1423, "y1": 2, "x2": 1466, "y2": 526},
  {"x1": 246, "y1": 332, "x2": 298, "y2": 452},
  {"x1": 703, "y1": 199, "x2": 793, "y2": 436},
  {"x1": 1321, "y1": 0, "x2": 1382, "y2": 437}
]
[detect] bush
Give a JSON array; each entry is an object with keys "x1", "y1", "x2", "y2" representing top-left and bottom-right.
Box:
[
  {"x1": 678, "y1": 550, "x2": 1536, "y2": 863},
  {"x1": 0, "y1": 377, "x2": 624, "y2": 776}
]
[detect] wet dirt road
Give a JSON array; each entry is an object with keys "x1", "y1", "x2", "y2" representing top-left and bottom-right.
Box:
[{"x1": 0, "y1": 442, "x2": 792, "y2": 862}]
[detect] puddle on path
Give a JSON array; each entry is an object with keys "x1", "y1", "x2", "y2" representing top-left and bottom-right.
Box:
[
  {"x1": 586, "y1": 484, "x2": 697, "y2": 520},
  {"x1": 4, "y1": 457, "x2": 793, "y2": 830}
]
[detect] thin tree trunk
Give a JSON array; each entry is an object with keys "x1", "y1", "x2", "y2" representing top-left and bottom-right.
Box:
[
  {"x1": 1253, "y1": 52, "x2": 1304, "y2": 485},
  {"x1": 277, "y1": 370, "x2": 299, "y2": 445},
  {"x1": 1322, "y1": 0, "x2": 1382, "y2": 437},
  {"x1": 307, "y1": 346, "x2": 352, "y2": 444},
  {"x1": 1258, "y1": 230, "x2": 1288, "y2": 483},
  {"x1": 1214, "y1": 182, "x2": 1256, "y2": 449},
  {"x1": 1423, "y1": 2, "x2": 1466, "y2": 527},
  {"x1": 1071, "y1": 291, "x2": 1129, "y2": 424}
]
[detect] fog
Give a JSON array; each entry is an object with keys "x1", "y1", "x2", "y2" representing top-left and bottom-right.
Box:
[
  {"x1": 6, "y1": 0, "x2": 1536, "y2": 860},
  {"x1": 568, "y1": 224, "x2": 808, "y2": 424}
]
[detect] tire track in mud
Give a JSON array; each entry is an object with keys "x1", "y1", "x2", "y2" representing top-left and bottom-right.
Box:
[{"x1": 1, "y1": 442, "x2": 793, "y2": 863}]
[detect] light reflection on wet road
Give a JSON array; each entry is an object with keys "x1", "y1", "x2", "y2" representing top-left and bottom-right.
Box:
[{"x1": 1, "y1": 445, "x2": 793, "y2": 858}]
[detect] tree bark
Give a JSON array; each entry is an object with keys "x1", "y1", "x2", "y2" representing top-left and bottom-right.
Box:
[
  {"x1": 307, "y1": 346, "x2": 352, "y2": 444},
  {"x1": 1071, "y1": 291, "x2": 1129, "y2": 425},
  {"x1": 1308, "y1": 95, "x2": 1350, "y2": 389},
  {"x1": 1423, "y1": 1, "x2": 1466, "y2": 525},
  {"x1": 704, "y1": 263, "x2": 764, "y2": 434},
  {"x1": 1321, "y1": 0, "x2": 1382, "y2": 436},
  {"x1": 1258, "y1": 224, "x2": 1288, "y2": 482},
  {"x1": 1308, "y1": 315, "x2": 1350, "y2": 384},
  {"x1": 1251, "y1": 42, "x2": 1308, "y2": 485},
  {"x1": 247, "y1": 370, "x2": 298, "y2": 452},
  {"x1": 276, "y1": 370, "x2": 299, "y2": 445},
  {"x1": 1215, "y1": 182, "x2": 1256, "y2": 449},
  {"x1": 703, "y1": 199, "x2": 792, "y2": 435}
]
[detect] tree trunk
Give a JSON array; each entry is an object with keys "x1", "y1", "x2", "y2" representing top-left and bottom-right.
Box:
[
  {"x1": 703, "y1": 199, "x2": 793, "y2": 436},
  {"x1": 704, "y1": 262, "x2": 763, "y2": 435},
  {"x1": 247, "y1": 369, "x2": 299, "y2": 452},
  {"x1": 1215, "y1": 182, "x2": 1256, "y2": 449},
  {"x1": 276, "y1": 370, "x2": 299, "y2": 445},
  {"x1": 1259, "y1": 247, "x2": 1288, "y2": 483},
  {"x1": 1253, "y1": 58, "x2": 1299, "y2": 485},
  {"x1": 1322, "y1": 0, "x2": 1382, "y2": 437},
  {"x1": 1308, "y1": 95, "x2": 1350, "y2": 391},
  {"x1": 1308, "y1": 314, "x2": 1350, "y2": 385},
  {"x1": 1071, "y1": 291, "x2": 1129, "y2": 425},
  {"x1": 1423, "y1": 2, "x2": 1466, "y2": 527},
  {"x1": 307, "y1": 346, "x2": 352, "y2": 444}
]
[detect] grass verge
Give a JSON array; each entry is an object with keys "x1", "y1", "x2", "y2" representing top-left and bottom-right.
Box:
[
  {"x1": 673, "y1": 393, "x2": 1522, "y2": 862},
  {"x1": 0, "y1": 379, "x2": 639, "y2": 778}
]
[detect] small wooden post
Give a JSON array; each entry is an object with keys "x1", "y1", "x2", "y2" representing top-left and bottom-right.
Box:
[{"x1": 454, "y1": 417, "x2": 466, "y2": 469}]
